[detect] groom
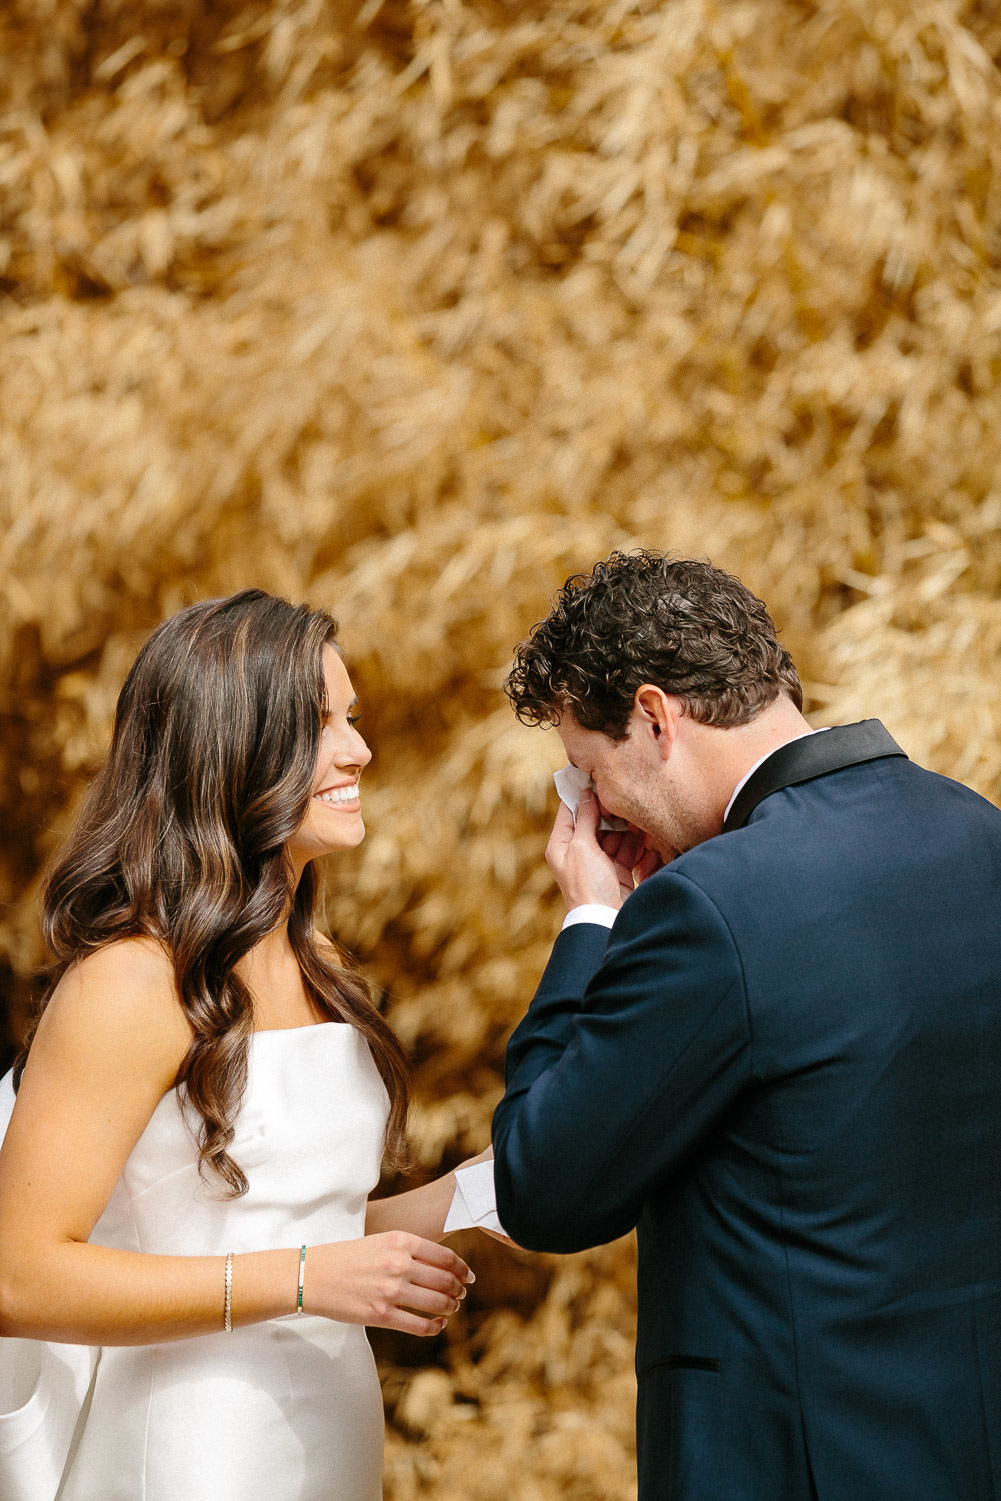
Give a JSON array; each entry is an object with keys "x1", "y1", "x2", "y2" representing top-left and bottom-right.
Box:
[{"x1": 491, "y1": 550, "x2": 1001, "y2": 1501}]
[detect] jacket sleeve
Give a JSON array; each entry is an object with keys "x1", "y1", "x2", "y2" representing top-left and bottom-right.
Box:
[{"x1": 492, "y1": 868, "x2": 752, "y2": 1253}]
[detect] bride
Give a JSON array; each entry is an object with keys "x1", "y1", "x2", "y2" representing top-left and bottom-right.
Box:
[{"x1": 0, "y1": 589, "x2": 478, "y2": 1501}]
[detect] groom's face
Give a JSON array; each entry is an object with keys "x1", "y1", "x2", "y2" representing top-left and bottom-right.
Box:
[
  {"x1": 555, "y1": 710, "x2": 665, "y2": 845},
  {"x1": 556, "y1": 698, "x2": 711, "y2": 860}
]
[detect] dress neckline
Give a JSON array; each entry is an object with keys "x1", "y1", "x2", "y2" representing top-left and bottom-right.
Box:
[{"x1": 252, "y1": 1021, "x2": 349, "y2": 1037}]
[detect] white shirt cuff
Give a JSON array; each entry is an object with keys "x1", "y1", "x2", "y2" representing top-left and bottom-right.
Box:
[{"x1": 561, "y1": 904, "x2": 619, "y2": 931}]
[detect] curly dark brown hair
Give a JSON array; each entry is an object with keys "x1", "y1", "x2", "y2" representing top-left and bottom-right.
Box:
[{"x1": 505, "y1": 551, "x2": 802, "y2": 739}]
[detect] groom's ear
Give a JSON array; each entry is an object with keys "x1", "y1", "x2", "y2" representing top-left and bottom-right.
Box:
[{"x1": 632, "y1": 686, "x2": 680, "y2": 759}]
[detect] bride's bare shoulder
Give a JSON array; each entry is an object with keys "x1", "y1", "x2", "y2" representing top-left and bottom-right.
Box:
[
  {"x1": 57, "y1": 935, "x2": 176, "y2": 1005},
  {"x1": 5, "y1": 939, "x2": 190, "y2": 1237},
  {"x1": 34, "y1": 937, "x2": 189, "y2": 1084}
]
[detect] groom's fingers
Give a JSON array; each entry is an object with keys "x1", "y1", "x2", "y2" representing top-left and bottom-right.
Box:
[
  {"x1": 599, "y1": 826, "x2": 640, "y2": 864},
  {"x1": 572, "y1": 787, "x2": 601, "y2": 837},
  {"x1": 547, "y1": 789, "x2": 626, "y2": 908},
  {"x1": 545, "y1": 800, "x2": 576, "y2": 868},
  {"x1": 634, "y1": 846, "x2": 667, "y2": 882}
]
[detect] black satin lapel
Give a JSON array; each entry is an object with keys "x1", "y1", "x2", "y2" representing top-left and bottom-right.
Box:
[{"x1": 722, "y1": 720, "x2": 907, "y2": 833}]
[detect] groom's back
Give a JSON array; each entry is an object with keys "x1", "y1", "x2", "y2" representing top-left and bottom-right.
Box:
[{"x1": 638, "y1": 751, "x2": 1001, "y2": 1500}]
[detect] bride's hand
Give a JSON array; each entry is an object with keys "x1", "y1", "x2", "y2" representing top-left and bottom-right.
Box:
[{"x1": 305, "y1": 1233, "x2": 473, "y2": 1336}]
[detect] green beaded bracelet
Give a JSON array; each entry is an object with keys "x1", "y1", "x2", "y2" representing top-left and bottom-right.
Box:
[{"x1": 296, "y1": 1244, "x2": 307, "y2": 1315}]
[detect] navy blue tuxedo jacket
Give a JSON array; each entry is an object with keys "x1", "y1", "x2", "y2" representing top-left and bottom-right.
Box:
[{"x1": 492, "y1": 725, "x2": 1001, "y2": 1500}]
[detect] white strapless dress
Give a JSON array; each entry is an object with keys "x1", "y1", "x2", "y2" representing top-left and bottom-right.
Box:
[{"x1": 0, "y1": 1023, "x2": 390, "y2": 1501}]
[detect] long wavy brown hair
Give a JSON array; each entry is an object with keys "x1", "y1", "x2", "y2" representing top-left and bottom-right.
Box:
[{"x1": 16, "y1": 590, "x2": 409, "y2": 1194}]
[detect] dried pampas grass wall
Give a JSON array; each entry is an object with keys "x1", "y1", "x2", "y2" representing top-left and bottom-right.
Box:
[{"x1": 2, "y1": 0, "x2": 1000, "y2": 1494}]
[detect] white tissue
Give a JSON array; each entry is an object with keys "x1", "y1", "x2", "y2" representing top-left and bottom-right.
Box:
[
  {"x1": 443, "y1": 1160, "x2": 509, "y2": 1237},
  {"x1": 553, "y1": 764, "x2": 628, "y2": 832}
]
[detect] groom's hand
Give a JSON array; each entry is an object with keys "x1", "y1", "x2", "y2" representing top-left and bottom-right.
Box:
[{"x1": 547, "y1": 790, "x2": 662, "y2": 909}]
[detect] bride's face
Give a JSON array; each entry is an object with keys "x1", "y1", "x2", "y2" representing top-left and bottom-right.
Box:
[{"x1": 285, "y1": 646, "x2": 372, "y2": 875}]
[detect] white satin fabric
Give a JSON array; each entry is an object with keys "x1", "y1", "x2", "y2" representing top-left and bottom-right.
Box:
[{"x1": 0, "y1": 1023, "x2": 390, "y2": 1501}]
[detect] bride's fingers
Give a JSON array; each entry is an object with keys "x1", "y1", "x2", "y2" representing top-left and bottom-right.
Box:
[
  {"x1": 351, "y1": 1277, "x2": 461, "y2": 1333},
  {"x1": 409, "y1": 1259, "x2": 469, "y2": 1299},
  {"x1": 397, "y1": 1278, "x2": 466, "y2": 1317},
  {"x1": 408, "y1": 1236, "x2": 473, "y2": 1285},
  {"x1": 306, "y1": 1232, "x2": 474, "y2": 1329},
  {"x1": 395, "y1": 1281, "x2": 463, "y2": 1321},
  {"x1": 384, "y1": 1308, "x2": 450, "y2": 1337}
]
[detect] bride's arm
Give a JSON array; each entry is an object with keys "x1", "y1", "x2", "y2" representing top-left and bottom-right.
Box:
[
  {"x1": 365, "y1": 1147, "x2": 493, "y2": 1242},
  {"x1": 0, "y1": 941, "x2": 469, "y2": 1345},
  {"x1": 365, "y1": 1177, "x2": 458, "y2": 1242}
]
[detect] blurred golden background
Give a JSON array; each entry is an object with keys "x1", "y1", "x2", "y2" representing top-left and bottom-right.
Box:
[{"x1": 2, "y1": 1, "x2": 1000, "y2": 1495}]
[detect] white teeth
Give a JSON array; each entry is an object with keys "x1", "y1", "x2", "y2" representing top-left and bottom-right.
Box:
[{"x1": 317, "y1": 786, "x2": 359, "y2": 805}]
